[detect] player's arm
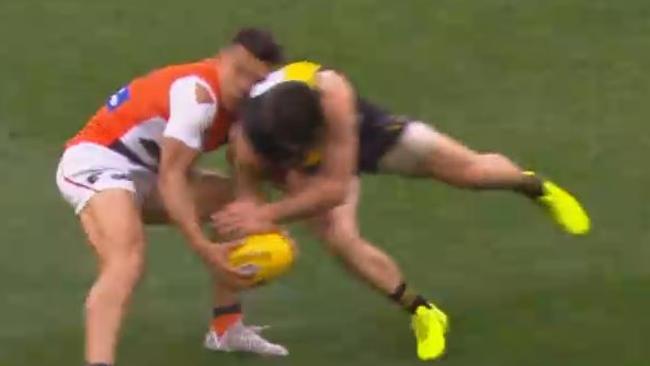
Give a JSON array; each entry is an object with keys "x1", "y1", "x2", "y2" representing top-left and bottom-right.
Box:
[
  {"x1": 229, "y1": 124, "x2": 268, "y2": 203},
  {"x1": 157, "y1": 77, "x2": 250, "y2": 283},
  {"x1": 158, "y1": 77, "x2": 216, "y2": 250},
  {"x1": 210, "y1": 124, "x2": 281, "y2": 238},
  {"x1": 159, "y1": 139, "x2": 206, "y2": 246},
  {"x1": 264, "y1": 70, "x2": 358, "y2": 221}
]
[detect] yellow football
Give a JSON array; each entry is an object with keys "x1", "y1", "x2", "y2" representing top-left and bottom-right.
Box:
[{"x1": 228, "y1": 232, "x2": 296, "y2": 284}]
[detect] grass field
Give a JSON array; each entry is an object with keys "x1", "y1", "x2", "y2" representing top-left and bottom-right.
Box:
[{"x1": 1, "y1": 0, "x2": 650, "y2": 365}]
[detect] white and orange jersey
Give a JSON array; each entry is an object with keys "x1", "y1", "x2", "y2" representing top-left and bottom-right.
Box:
[{"x1": 66, "y1": 59, "x2": 235, "y2": 171}]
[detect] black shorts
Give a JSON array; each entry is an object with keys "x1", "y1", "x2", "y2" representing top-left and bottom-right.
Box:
[
  {"x1": 357, "y1": 98, "x2": 409, "y2": 173},
  {"x1": 277, "y1": 98, "x2": 410, "y2": 177}
]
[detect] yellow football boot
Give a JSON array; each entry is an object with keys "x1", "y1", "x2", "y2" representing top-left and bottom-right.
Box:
[
  {"x1": 411, "y1": 304, "x2": 448, "y2": 361},
  {"x1": 525, "y1": 171, "x2": 591, "y2": 235}
]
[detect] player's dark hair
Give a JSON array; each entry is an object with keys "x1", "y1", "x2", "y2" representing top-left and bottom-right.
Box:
[
  {"x1": 232, "y1": 28, "x2": 284, "y2": 64},
  {"x1": 243, "y1": 81, "x2": 323, "y2": 165}
]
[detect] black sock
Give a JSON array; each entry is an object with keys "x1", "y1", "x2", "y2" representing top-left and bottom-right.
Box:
[
  {"x1": 86, "y1": 363, "x2": 112, "y2": 366},
  {"x1": 389, "y1": 282, "x2": 432, "y2": 314},
  {"x1": 213, "y1": 303, "x2": 242, "y2": 318},
  {"x1": 517, "y1": 173, "x2": 544, "y2": 198}
]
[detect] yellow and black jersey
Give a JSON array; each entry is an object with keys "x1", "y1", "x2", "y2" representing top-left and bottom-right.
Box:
[{"x1": 244, "y1": 61, "x2": 410, "y2": 174}]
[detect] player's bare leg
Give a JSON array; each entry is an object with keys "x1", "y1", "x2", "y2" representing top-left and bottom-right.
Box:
[
  {"x1": 379, "y1": 122, "x2": 590, "y2": 234},
  {"x1": 143, "y1": 169, "x2": 287, "y2": 356},
  {"x1": 308, "y1": 178, "x2": 404, "y2": 294},
  {"x1": 142, "y1": 169, "x2": 233, "y2": 224},
  {"x1": 199, "y1": 172, "x2": 288, "y2": 356},
  {"x1": 79, "y1": 189, "x2": 147, "y2": 365},
  {"x1": 142, "y1": 169, "x2": 245, "y2": 319},
  {"x1": 378, "y1": 123, "x2": 535, "y2": 189},
  {"x1": 288, "y1": 175, "x2": 448, "y2": 361}
]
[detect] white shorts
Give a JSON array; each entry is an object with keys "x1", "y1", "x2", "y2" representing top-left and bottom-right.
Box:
[
  {"x1": 55, "y1": 143, "x2": 157, "y2": 214},
  {"x1": 377, "y1": 121, "x2": 439, "y2": 175}
]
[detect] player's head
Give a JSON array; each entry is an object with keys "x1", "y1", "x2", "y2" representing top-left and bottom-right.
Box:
[
  {"x1": 220, "y1": 28, "x2": 284, "y2": 105},
  {"x1": 243, "y1": 81, "x2": 324, "y2": 168}
]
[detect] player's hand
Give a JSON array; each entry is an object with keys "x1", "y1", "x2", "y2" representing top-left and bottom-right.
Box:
[
  {"x1": 211, "y1": 201, "x2": 277, "y2": 238},
  {"x1": 198, "y1": 240, "x2": 255, "y2": 289}
]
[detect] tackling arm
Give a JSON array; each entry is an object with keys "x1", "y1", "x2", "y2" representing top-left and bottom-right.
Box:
[{"x1": 263, "y1": 70, "x2": 358, "y2": 222}]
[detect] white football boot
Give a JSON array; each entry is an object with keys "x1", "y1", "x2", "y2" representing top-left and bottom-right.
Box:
[{"x1": 204, "y1": 321, "x2": 289, "y2": 356}]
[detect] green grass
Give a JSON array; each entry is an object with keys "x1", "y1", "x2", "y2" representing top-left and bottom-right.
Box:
[{"x1": 1, "y1": 0, "x2": 649, "y2": 365}]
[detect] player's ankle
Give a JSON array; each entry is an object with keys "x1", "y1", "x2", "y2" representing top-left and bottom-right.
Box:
[
  {"x1": 212, "y1": 303, "x2": 243, "y2": 335},
  {"x1": 516, "y1": 171, "x2": 544, "y2": 198},
  {"x1": 86, "y1": 362, "x2": 112, "y2": 366},
  {"x1": 388, "y1": 282, "x2": 432, "y2": 314}
]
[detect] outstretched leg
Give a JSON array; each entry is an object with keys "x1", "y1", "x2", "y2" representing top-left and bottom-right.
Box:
[
  {"x1": 292, "y1": 176, "x2": 448, "y2": 361},
  {"x1": 378, "y1": 121, "x2": 591, "y2": 234}
]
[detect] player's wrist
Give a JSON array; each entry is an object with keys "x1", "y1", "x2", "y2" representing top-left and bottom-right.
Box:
[
  {"x1": 262, "y1": 203, "x2": 282, "y2": 223},
  {"x1": 193, "y1": 239, "x2": 219, "y2": 265}
]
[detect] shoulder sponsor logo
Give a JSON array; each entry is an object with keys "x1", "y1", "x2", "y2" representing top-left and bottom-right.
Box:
[{"x1": 106, "y1": 86, "x2": 130, "y2": 111}]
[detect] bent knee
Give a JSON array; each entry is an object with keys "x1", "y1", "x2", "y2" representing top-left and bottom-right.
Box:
[
  {"x1": 86, "y1": 251, "x2": 145, "y2": 310},
  {"x1": 108, "y1": 251, "x2": 146, "y2": 284}
]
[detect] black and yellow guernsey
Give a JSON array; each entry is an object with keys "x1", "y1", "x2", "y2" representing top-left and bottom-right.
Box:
[{"x1": 243, "y1": 61, "x2": 409, "y2": 174}]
